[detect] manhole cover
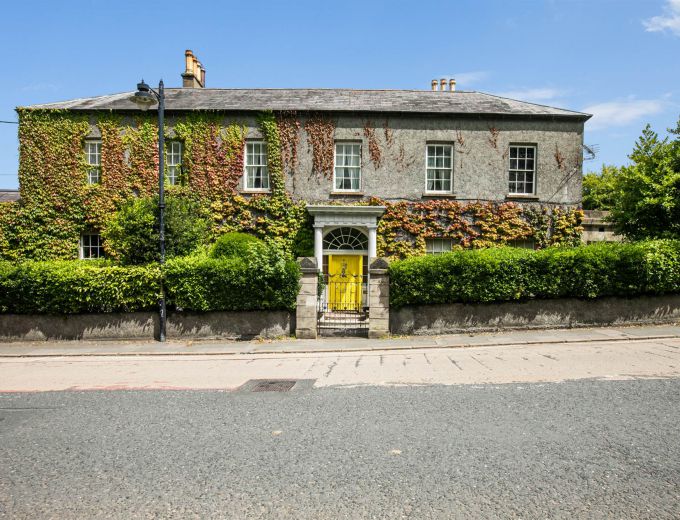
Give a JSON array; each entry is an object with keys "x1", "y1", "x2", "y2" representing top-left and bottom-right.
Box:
[{"x1": 250, "y1": 380, "x2": 297, "y2": 392}]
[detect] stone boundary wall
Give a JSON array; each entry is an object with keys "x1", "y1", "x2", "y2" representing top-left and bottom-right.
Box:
[
  {"x1": 390, "y1": 294, "x2": 680, "y2": 335},
  {"x1": 0, "y1": 310, "x2": 292, "y2": 342}
]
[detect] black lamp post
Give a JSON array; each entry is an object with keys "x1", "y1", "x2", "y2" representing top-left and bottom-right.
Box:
[{"x1": 130, "y1": 79, "x2": 166, "y2": 342}]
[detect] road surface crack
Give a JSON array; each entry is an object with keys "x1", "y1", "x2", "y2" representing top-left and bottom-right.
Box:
[
  {"x1": 470, "y1": 355, "x2": 492, "y2": 370},
  {"x1": 324, "y1": 360, "x2": 338, "y2": 378},
  {"x1": 447, "y1": 356, "x2": 463, "y2": 371}
]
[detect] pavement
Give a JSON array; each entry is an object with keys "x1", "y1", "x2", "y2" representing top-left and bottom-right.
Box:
[
  {"x1": 1, "y1": 325, "x2": 679, "y2": 392},
  {"x1": 1, "y1": 323, "x2": 679, "y2": 357},
  {"x1": 2, "y1": 380, "x2": 679, "y2": 519}
]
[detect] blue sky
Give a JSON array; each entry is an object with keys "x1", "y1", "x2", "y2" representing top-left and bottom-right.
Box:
[{"x1": 1, "y1": 0, "x2": 679, "y2": 189}]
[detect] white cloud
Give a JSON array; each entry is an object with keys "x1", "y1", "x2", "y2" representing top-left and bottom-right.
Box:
[
  {"x1": 496, "y1": 88, "x2": 565, "y2": 104},
  {"x1": 643, "y1": 0, "x2": 680, "y2": 36},
  {"x1": 453, "y1": 71, "x2": 489, "y2": 86},
  {"x1": 582, "y1": 97, "x2": 666, "y2": 130},
  {"x1": 436, "y1": 71, "x2": 490, "y2": 89}
]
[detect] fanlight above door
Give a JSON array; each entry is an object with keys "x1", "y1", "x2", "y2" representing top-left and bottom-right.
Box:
[{"x1": 323, "y1": 227, "x2": 368, "y2": 251}]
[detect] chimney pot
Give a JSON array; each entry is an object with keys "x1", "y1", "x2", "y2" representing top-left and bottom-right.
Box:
[
  {"x1": 440, "y1": 78, "x2": 447, "y2": 91},
  {"x1": 431, "y1": 79, "x2": 438, "y2": 91},
  {"x1": 449, "y1": 79, "x2": 456, "y2": 92},
  {"x1": 182, "y1": 49, "x2": 205, "y2": 88}
]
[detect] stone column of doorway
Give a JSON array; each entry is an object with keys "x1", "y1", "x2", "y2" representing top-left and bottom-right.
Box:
[
  {"x1": 367, "y1": 225, "x2": 377, "y2": 262},
  {"x1": 313, "y1": 225, "x2": 323, "y2": 272},
  {"x1": 296, "y1": 257, "x2": 319, "y2": 339},
  {"x1": 368, "y1": 258, "x2": 390, "y2": 339}
]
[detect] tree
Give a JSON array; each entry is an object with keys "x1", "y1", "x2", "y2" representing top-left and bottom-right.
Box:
[
  {"x1": 582, "y1": 165, "x2": 619, "y2": 210},
  {"x1": 102, "y1": 196, "x2": 208, "y2": 264},
  {"x1": 609, "y1": 121, "x2": 680, "y2": 240}
]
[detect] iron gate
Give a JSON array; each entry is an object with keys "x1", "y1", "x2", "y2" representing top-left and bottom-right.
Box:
[{"x1": 317, "y1": 273, "x2": 369, "y2": 336}]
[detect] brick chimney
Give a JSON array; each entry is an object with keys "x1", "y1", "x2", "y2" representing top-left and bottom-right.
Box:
[{"x1": 182, "y1": 50, "x2": 205, "y2": 88}]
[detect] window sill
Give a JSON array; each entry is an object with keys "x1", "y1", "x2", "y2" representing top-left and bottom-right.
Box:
[
  {"x1": 422, "y1": 192, "x2": 457, "y2": 198},
  {"x1": 242, "y1": 189, "x2": 272, "y2": 194},
  {"x1": 330, "y1": 191, "x2": 364, "y2": 196},
  {"x1": 506, "y1": 194, "x2": 539, "y2": 201}
]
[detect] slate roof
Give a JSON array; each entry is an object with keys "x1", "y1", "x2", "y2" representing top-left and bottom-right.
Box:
[
  {"x1": 22, "y1": 89, "x2": 590, "y2": 120},
  {"x1": 0, "y1": 190, "x2": 20, "y2": 203}
]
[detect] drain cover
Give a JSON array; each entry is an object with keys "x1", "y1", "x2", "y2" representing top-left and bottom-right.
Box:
[{"x1": 250, "y1": 380, "x2": 297, "y2": 392}]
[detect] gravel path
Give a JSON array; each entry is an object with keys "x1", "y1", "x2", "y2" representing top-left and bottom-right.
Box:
[{"x1": 1, "y1": 379, "x2": 679, "y2": 519}]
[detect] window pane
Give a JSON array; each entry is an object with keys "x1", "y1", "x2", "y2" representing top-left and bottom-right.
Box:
[
  {"x1": 426, "y1": 145, "x2": 453, "y2": 193},
  {"x1": 334, "y1": 143, "x2": 361, "y2": 191},
  {"x1": 245, "y1": 142, "x2": 269, "y2": 189},
  {"x1": 508, "y1": 146, "x2": 536, "y2": 194},
  {"x1": 425, "y1": 238, "x2": 452, "y2": 255},
  {"x1": 81, "y1": 234, "x2": 103, "y2": 259}
]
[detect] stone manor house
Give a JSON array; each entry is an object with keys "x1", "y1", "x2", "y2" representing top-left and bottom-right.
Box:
[{"x1": 11, "y1": 50, "x2": 592, "y2": 307}]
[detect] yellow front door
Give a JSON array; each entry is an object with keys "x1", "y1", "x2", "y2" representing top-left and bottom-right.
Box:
[{"x1": 328, "y1": 255, "x2": 363, "y2": 311}]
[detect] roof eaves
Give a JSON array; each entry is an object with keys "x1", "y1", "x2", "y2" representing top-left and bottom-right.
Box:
[{"x1": 474, "y1": 91, "x2": 592, "y2": 120}]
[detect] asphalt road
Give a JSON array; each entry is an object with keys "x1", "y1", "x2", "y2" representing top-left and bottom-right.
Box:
[{"x1": 1, "y1": 379, "x2": 679, "y2": 519}]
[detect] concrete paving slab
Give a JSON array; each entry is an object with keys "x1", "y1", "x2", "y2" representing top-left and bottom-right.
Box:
[
  {"x1": 0, "y1": 324, "x2": 678, "y2": 358},
  {"x1": 2, "y1": 337, "x2": 679, "y2": 392}
]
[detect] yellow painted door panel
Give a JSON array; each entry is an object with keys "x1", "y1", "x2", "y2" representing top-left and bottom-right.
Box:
[{"x1": 328, "y1": 255, "x2": 363, "y2": 311}]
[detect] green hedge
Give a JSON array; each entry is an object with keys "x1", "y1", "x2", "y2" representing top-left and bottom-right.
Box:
[
  {"x1": 0, "y1": 245, "x2": 301, "y2": 314},
  {"x1": 165, "y1": 251, "x2": 300, "y2": 312},
  {"x1": 389, "y1": 240, "x2": 680, "y2": 308},
  {"x1": 210, "y1": 232, "x2": 267, "y2": 259},
  {"x1": 0, "y1": 260, "x2": 160, "y2": 314}
]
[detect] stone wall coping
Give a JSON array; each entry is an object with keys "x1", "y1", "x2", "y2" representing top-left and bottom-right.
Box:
[{"x1": 297, "y1": 257, "x2": 318, "y2": 273}]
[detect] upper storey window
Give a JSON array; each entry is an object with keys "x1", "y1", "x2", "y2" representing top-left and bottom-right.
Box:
[
  {"x1": 166, "y1": 141, "x2": 183, "y2": 186},
  {"x1": 425, "y1": 144, "x2": 453, "y2": 193},
  {"x1": 334, "y1": 143, "x2": 361, "y2": 192},
  {"x1": 85, "y1": 141, "x2": 101, "y2": 184},
  {"x1": 508, "y1": 145, "x2": 536, "y2": 195},
  {"x1": 245, "y1": 141, "x2": 270, "y2": 191}
]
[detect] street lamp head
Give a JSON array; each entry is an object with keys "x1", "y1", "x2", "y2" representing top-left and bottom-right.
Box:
[{"x1": 129, "y1": 79, "x2": 157, "y2": 111}]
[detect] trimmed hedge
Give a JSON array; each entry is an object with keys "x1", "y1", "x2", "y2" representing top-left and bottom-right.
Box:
[
  {"x1": 165, "y1": 251, "x2": 300, "y2": 312},
  {"x1": 210, "y1": 232, "x2": 267, "y2": 259},
  {"x1": 389, "y1": 240, "x2": 680, "y2": 308},
  {"x1": 0, "y1": 245, "x2": 301, "y2": 314},
  {"x1": 0, "y1": 260, "x2": 160, "y2": 314}
]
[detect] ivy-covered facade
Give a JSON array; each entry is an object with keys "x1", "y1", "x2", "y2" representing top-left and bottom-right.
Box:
[{"x1": 0, "y1": 76, "x2": 590, "y2": 263}]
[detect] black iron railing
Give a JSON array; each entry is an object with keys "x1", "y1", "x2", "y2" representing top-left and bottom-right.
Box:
[{"x1": 317, "y1": 273, "x2": 369, "y2": 336}]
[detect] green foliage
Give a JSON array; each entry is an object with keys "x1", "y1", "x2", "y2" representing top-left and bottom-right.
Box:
[
  {"x1": 0, "y1": 242, "x2": 302, "y2": 314},
  {"x1": 102, "y1": 195, "x2": 208, "y2": 264},
  {"x1": 371, "y1": 198, "x2": 583, "y2": 257},
  {"x1": 165, "y1": 247, "x2": 300, "y2": 312},
  {"x1": 580, "y1": 118, "x2": 680, "y2": 239},
  {"x1": 389, "y1": 240, "x2": 680, "y2": 308},
  {"x1": 607, "y1": 122, "x2": 680, "y2": 240},
  {"x1": 0, "y1": 260, "x2": 160, "y2": 314},
  {"x1": 582, "y1": 165, "x2": 618, "y2": 210},
  {"x1": 210, "y1": 232, "x2": 267, "y2": 258}
]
